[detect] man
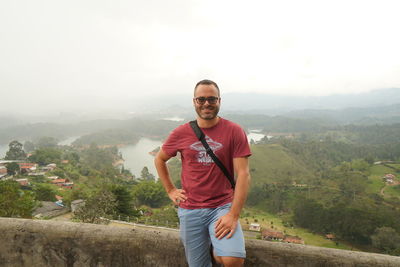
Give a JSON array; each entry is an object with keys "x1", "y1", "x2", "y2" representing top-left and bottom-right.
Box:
[{"x1": 154, "y1": 79, "x2": 251, "y2": 267}]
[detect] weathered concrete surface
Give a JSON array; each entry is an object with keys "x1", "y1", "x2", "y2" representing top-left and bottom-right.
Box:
[{"x1": 1, "y1": 218, "x2": 400, "y2": 267}]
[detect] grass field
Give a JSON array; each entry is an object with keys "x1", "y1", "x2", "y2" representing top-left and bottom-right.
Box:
[
  {"x1": 386, "y1": 163, "x2": 400, "y2": 171},
  {"x1": 240, "y1": 207, "x2": 352, "y2": 250},
  {"x1": 250, "y1": 144, "x2": 316, "y2": 185},
  {"x1": 366, "y1": 174, "x2": 385, "y2": 194},
  {"x1": 370, "y1": 165, "x2": 393, "y2": 175},
  {"x1": 384, "y1": 185, "x2": 400, "y2": 199},
  {"x1": 366, "y1": 165, "x2": 394, "y2": 194}
]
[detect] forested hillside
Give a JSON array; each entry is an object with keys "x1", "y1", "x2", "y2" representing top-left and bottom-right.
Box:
[{"x1": 1, "y1": 110, "x2": 400, "y2": 256}]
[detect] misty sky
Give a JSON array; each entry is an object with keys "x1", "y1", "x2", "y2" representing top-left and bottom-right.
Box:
[{"x1": 1, "y1": 0, "x2": 400, "y2": 113}]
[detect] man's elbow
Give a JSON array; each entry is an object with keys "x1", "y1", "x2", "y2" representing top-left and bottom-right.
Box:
[
  {"x1": 154, "y1": 152, "x2": 164, "y2": 165},
  {"x1": 154, "y1": 150, "x2": 170, "y2": 165}
]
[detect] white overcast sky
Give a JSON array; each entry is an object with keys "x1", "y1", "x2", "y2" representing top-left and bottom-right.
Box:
[{"x1": 1, "y1": 0, "x2": 400, "y2": 107}]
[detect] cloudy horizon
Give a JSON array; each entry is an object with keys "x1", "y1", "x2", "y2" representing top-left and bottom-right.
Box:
[{"x1": 1, "y1": 0, "x2": 400, "y2": 113}]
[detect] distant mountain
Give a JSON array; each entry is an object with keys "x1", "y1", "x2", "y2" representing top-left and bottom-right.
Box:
[
  {"x1": 147, "y1": 88, "x2": 400, "y2": 117},
  {"x1": 220, "y1": 88, "x2": 400, "y2": 112},
  {"x1": 282, "y1": 103, "x2": 400, "y2": 124}
]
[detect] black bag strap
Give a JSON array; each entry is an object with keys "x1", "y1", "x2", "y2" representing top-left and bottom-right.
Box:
[{"x1": 189, "y1": 120, "x2": 235, "y2": 189}]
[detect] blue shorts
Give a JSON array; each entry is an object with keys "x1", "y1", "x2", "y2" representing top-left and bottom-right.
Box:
[{"x1": 178, "y1": 203, "x2": 246, "y2": 267}]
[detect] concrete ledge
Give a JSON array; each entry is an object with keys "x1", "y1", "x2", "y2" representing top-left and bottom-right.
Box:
[{"x1": 0, "y1": 218, "x2": 399, "y2": 267}]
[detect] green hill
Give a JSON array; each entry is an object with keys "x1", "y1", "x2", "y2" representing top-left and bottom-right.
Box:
[{"x1": 250, "y1": 144, "x2": 316, "y2": 186}]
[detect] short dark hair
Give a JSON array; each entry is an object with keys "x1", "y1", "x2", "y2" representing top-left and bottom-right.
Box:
[{"x1": 194, "y1": 79, "x2": 220, "y2": 96}]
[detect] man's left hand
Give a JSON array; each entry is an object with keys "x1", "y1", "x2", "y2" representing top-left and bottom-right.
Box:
[{"x1": 214, "y1": 212, "x2": 238, "y2": 239}]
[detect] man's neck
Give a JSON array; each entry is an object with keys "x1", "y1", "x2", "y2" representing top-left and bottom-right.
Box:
[{"x1": 197, "y1": 116, "x2": 220, "y2": 128}]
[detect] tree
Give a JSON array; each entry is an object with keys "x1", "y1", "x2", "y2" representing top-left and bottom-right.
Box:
[
  {"x1": 339, "y1": 171, "x2": 368, "y2": 200},
  {"x1": 5, "y1": 162, "x2": 20, "y2": 176},
  {"x1": 111, "y1": 185, "x2": 138, "y2": 217},
  {"x1": 64, "y1": 151, "x2": 80, "y2": 165},
  {"x1": 0, "y1": 180, "x2": 36, "y2": 218},
  {"x1": 73, "y1": 189, "x2": 117, "y2": 224},
  {"x1": 33, "y1": 184, "x2": 57, "y2": 201},
  {"x1": 140, "y1": 166, "x2": 155, "y2": 181},
  {"x1": 293, "y1": 198, "x2": 326, "y2": 233},
  {"x1": 28, "y1": 148, "x2": 62, "y2": 165},
  {"x1": 350, "y1": 159, "x2": 370, "y2": 173},
  {"x1": 150, "y1": 205, "x2": 179, "y2": 225},
  {"x1": 132, "y1": 181, "x2": 168, "y2": 208},
  {"x1": 4, "y1": 140, "x2": 26, "y2": 160},
  {"x1": 61, "y1": 184, "x2": 91, "y2": 207},
  {"x1": 371, "y1": 227, "x2": 400, "y2": 255},
  {"x1": 80, "y1": 144, "x2": 118, "y2": 176},
  {"x1": 29, "y1": 175, "x2": 47, "y2": 183}
]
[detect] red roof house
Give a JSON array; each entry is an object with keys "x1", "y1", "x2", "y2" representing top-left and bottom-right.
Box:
[{"x1": 262, "y1": 229, "x2": 285, "y2": 241}]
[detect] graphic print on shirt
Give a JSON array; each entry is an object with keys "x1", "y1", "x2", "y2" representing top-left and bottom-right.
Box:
[{"x1": 190, "y1": 136, "x2": 223, "y2": 165}]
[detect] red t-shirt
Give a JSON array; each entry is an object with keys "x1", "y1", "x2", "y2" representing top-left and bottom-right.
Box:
[{"x1": 162, "y1": 118, "x2": 251, "y2": 209}]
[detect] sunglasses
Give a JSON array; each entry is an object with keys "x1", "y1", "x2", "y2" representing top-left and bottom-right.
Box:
[{"x1": 194, "y1": 96, "x2": 220, "y2": 105}]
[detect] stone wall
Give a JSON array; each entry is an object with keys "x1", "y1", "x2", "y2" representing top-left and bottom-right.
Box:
[{"x1": 1, "y1": 218, "x2": 399, "y2": 267}]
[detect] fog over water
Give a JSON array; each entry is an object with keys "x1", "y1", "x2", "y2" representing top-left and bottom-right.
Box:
[
  {"x1": 247, "y1": 132, "x2": 266, "y2": 143},
  {"x1": 119, "y1": 138, "x2": 162, "y2": 178},
  {"x1": 0, "y1": 145, "x2": 7, "y2": 159}
]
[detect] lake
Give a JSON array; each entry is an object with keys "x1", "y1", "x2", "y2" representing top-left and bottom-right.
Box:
[
  {"x1": 119, "y1": 138, "x2": 162, "y2": 178},
  {"x1": 57, "y1": 136, "x2": 162, "y2": 178},
  {"x1": 1, "y1": 130, "x2": 265, "y2": 177},
  {"x1": 247, "y1": 129, "x2": 268, "y2": 143},
  {"x1": 120, "y1": 131, "x2": 265, "y2": 178}
]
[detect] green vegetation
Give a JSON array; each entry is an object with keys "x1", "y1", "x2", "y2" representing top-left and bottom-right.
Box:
[
  {"x1": 140, "y1": 166, "x2": 155, "y2": 181},
  {"x1": 73, "y1": 188, "x2": 117, "y2": 224},
  {"x1": 33, "y1": 183, "x2": 58, "y2": 201},
  {"x1": 0, "y1": 180, "x2": 36, "y2": 218},
  {"x1": 240, "y1": 208, "x2": 351, "y2": 250},
  {"x1": 29, "y1": 147, "x2": 62, "y2": 165},
  {"x1": 4, "y1": 140, "x2": 26, "y2": 160},
  {"x1": 72, "y1": 129, "x2": 140, "y2": 146},
  {"x1": 5, "y1": 162, "x2": 20, "y2": 175},
  {"x1": 2, "y1": 114, "x2": 400, "y2": 256},
  {"x1": 0, "y1": 141, "x2": 169, "y2": 225},
  {"x1": 132, "y1": 181, "x2": 168, "y2": 208},
  {"x1": 371, "y1": 227, "x2": 400, "y2": 256},
  {"x1": 250, "y1": 144, "x2": 315, "y2": 185}
]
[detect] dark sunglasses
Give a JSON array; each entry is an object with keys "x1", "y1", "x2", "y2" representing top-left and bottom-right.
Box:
[{"x1": 194, "y1": 96, "x2": 220, "y2": 105}]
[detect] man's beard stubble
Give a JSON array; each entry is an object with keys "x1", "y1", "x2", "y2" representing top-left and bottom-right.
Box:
[{"x1": 196, "y1": 105, "x2": 220, "y2": 120}]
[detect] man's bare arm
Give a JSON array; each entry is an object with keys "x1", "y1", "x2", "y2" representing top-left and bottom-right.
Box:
[
  {"x1": 154, "y1": 148, "x2": 187, "y2": 205},
  {"x1": 215, "y1": 156, "x2": 250, "y2": 239}
]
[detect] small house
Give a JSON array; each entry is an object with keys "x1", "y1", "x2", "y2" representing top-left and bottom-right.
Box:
[
  {"x1": 15, "y1": 178, "x2": 29, "y2": 186},
  {"x1": 283, "y1": 235, "x2": 304, "y2": 244},
  {"x1": 0, "y1": 166, "x2": 7, "y2": 175},
  {"x1": 262, "y1": 229, "x2": 284, "y2": 241},
  {"x1": 42, "y1": 163, "x2": 57, "y2": 172},
  {"x1": 325, "y1": 234, "x2": 335, "y2": 240},
  {"x1": 62, "y1": 182, "x2": 74, "y2": 189},
  {"x1": 383, "y1": 174, "x2": 396, "y2": 184},
  {"x1": 17, "y1": 163, "x2": 37, "y2": 173},
  {"x1": 50, "y1": 179, "x2": 67, "y2": 185},
  {"x1": 249, "y1": 223, "x2": 261, "y2": 232}
]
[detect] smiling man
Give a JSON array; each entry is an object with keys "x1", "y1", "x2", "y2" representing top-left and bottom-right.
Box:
[{"x1": 154, "y1": 79, "x2": 251, "y2": 267}]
